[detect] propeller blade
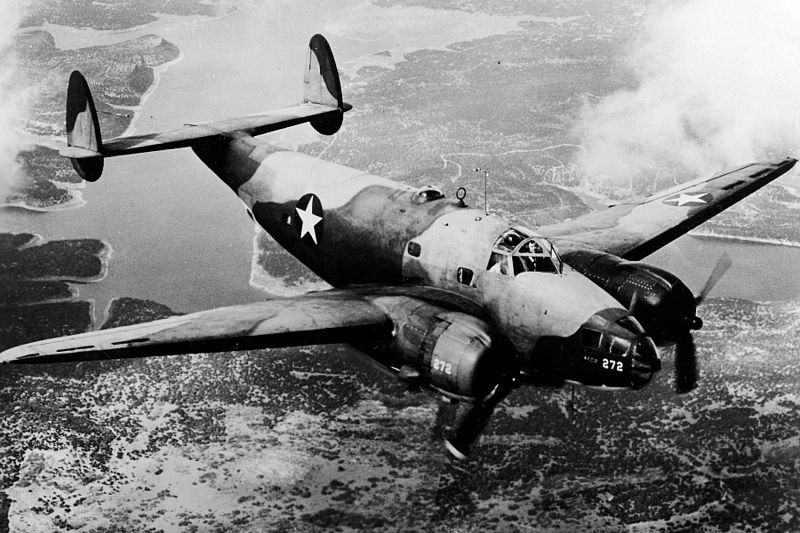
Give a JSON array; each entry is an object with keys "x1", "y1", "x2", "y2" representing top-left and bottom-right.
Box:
[
  {"x1": 674, "y1": 333, "x2": 698, "y2": 394},
  {"x1": 696, "y1": 252, "x2": 732, "y2": 306},
  {"x1": 444, "y1": 378, "x2": 515, "y2": 459},
  {"x1": 444, "y1": 402, "x2": 496, "y2": 460}
]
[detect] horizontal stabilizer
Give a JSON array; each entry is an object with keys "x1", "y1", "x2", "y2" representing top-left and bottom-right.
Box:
[
  {"x1": 82, "y1": 103, "x2": 345, "y2": 157},
  {"x1": 61, "y1": 34, "x2": 350, "y2": 180}
]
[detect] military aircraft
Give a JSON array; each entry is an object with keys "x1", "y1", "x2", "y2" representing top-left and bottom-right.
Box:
[{"x1": 1, "y1": 35, "x2": 795, "y2": 459}]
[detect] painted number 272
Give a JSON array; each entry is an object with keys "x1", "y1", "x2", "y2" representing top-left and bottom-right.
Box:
[
  {"x1": 602, "y1": 359, "x2": 623, "y2": 372},
  {"x1": 433, "y1": 358, "x2": 453, "y2": 375}
]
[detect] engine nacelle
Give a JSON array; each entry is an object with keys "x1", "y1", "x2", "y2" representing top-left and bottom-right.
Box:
[
  {"x1": 562, "y1": 250, "x2": 700, "y2": 340},
  {"x1": 381, "y1": 299, "x2": 505, "y2": 400}
]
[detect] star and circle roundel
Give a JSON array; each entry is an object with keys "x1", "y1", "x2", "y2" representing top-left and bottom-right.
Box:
[
  {"x1": 294, "y1": 193, "x2": 324, "y2": 245},
  {"x1": 662, "y1": 191, "x2": 713, "y2": 207}
]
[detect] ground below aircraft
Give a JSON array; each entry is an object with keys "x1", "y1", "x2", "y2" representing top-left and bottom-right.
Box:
[{"x1": 1, "y1": 34, "x2": 795, "y2": 459}]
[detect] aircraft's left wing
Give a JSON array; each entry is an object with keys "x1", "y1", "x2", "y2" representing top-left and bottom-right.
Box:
[
  {"x1": 539, "y1": 158, "x2": 797, "y2": 260},
  {"x1": 0, "y1": 294, "x2": 391, "y2": 365}
]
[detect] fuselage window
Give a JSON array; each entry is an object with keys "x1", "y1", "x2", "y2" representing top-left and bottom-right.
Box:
[{"x1": 457, "y1": 267, "x2": 474, "y2": 286}]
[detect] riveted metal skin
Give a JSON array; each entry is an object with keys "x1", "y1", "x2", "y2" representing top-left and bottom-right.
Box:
[
  {"x1": 370, "y1": 296, "x2": 504, "y2": 399},
  {"x1": 193, "y1": 135, "x2": 629, "y2": 367},
  {"x1": 7, "y1": 33, "x2": 797, "y2": 460},
  {"x1": 562, "y1": 250, "x2": 698, "y2": 340}
]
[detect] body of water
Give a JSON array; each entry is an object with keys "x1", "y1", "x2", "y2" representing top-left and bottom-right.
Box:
[
  {"x1": 1, "y1": 3, "x2": 798, "y2": 322},
  {"x1": 0, "y1": 1, "x2": 528, "y2": 320}
]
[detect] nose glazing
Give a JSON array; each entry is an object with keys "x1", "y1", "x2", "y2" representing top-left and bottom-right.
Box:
[
  {"x1": 606, "y1": 313, "x2": 661, "y2": 389},
  {"x1": 630, "y1": 334, "x2": 660, "y2": 388}
]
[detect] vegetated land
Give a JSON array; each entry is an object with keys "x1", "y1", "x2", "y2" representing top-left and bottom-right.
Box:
[
  {"x1": 301, "y1": 0, "x2": 800, "y2": 242},
  {"x1": 1, "y1": 294, "x2": 798, "y2": 532},
  {"x1": 0, "y1": 232, "x2": 108, "y2": 352},
  {"x1": 3, "y1": 1, "x2": 800, "y2": 531},
  {"x1": 21, "y1": 0, "x2": 219, "y2": 31},
  {"x1": 9, "y1": 30, "x2": 179, "y2": 209},
  {"x1": 301, "y1": 0, "x2": 642, "y2": 228}
]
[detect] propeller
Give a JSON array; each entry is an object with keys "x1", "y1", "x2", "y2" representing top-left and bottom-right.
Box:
[
  {"x1": 444, "y1": 376, "x2": 516, "y2": 459},
  {"x1": 674, "y1": 333, "x2": 698, "y2": 394},
  {"x1": 674, "y1": 252, "x2": 731, "y2": 393},
  {"x1": 695, "y1": 252, "x2": 732, "y2": 307}
]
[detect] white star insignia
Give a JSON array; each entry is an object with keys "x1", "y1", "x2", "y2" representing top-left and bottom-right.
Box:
[
  {"x1": 295, "y1": 196, "x2": 322, "y2": 244},
  {"x1": 664, "y1": 192, "x2": 711, "y2": 207}
]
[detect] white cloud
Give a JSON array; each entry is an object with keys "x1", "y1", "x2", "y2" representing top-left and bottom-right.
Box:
[
  {"x1": 0, "y1": 0, "x2": 28, "y2": 200},
  {"x1": 576, "y1": 0, "x2": 800, "y2": 187}
]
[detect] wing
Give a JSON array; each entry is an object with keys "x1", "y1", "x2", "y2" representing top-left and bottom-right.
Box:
[
  {"x1": 540, "y1": 158, "x2": 797, "y2": 260},
  {"x1": 0, "y1": 293, "x2": 391, "y2": 365}
]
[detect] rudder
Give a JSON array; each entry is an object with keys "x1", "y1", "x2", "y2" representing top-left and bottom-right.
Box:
[
  {"x1": 303, "y1": 34, "x2": 349, "y2": 135},
  {"x1": 64, "y1": 70, "x2": 104, "y2": 181}
]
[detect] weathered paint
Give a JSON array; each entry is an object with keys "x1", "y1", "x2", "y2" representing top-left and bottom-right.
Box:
[
  {"x1": 193, "y1": 132, "x2": 629, "y2": 358},
  {"x1": 541, "y1": 158, "x2": 797, "y2": 259}
]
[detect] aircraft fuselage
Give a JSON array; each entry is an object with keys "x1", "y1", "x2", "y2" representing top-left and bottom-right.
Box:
[{"x1": 192, "y1": 133, "x2": 661, "y2": 391}]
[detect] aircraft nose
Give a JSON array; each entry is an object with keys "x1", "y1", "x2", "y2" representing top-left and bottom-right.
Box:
[
  {"x1": 630, "y1": 334, "x2": 660, "y2": 388},
  {"x1": 545, "y1": 309, "x2": 662, "y2": 390}
]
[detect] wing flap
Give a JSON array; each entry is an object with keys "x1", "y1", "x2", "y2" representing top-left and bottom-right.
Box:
[
  {"x1": 542, "y1": 158, "x2": 796, "y2": 259},
  {"x1": 1, "y1": 295, "x2": 391, "y2": 365}
]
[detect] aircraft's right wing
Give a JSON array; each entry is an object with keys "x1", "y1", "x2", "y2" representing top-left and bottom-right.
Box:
[{"x1": 0, "y1": 294, "x2": 391, "y2": 365}]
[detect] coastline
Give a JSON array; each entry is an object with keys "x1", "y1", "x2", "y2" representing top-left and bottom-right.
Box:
[
  {"x1": 1, "y1": 190, "x2": 87, "y2": 212},
  {"x1": 248, "y1": 227, "x2": 330, "y2": 297},
  {"x1": 16, "y1": 238, "x2": 113, "y2": 285},
  {"x1": 124, "y1": 47, "x2": 185, "y2": 136},
  {"x1": 688, "y1": 230, "x2": 800, "y2": 249}
]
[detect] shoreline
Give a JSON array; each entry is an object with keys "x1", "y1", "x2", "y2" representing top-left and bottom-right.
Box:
[
  {"x1": 248, "y1": 226, "x2": 329, "y2": 297},
  {"x1": 9, "y1": 23, "x2": 188, "y2": 212},
  {"x1": 688, "y1": 231, "x2": 800, "y2": 249},
  {"x1": 0, "y1": 190, "x2": 86, "y2": 212},
  {"x1": 14, "y1": 238, "x2": 113, "y2": 285},
  {"x1": 125, "y1": 47, "x2": 185, "y2": 136}
]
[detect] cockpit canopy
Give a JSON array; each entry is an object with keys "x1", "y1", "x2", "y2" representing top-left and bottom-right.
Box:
[{"x1": 486, "y1": 228, "x2": 562, "y2": 276}]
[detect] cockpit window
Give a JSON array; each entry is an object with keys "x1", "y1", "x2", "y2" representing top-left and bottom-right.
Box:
[
  {"x1": 412, "y1": 186, "x2": 445, "y2": 204},
  {"x1": 494, "y1": 229, "x2": 527, "y2": 252},
  {"x1": 487, "y1": 229, "x2": 563, "y2": 276},
  {"x1": 513, "y1": 255, "x2": 558, "y2": 274},
  {"x1": 486, "y1": 252, "x2": 512, "y2": 275}
]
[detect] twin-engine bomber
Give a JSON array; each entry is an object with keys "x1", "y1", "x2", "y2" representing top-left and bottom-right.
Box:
[{"x1": 2, "y1": 35, "x2": 795, "y2": 459}]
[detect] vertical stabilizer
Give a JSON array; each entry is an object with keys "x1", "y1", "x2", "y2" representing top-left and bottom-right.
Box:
[
  {"x1": 65, "y1": 70, "x2": 104, "y2": 181},
  {"x1": 303, "y1": 34, "x2": 348, "y2": 135}
]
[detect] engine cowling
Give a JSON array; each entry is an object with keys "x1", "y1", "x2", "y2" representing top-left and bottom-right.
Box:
[
  {"x1": 382, "y1": 299, "x2": 506, "y2": 400},
  {"x1": 561, "y1": 250, "x2": 701, "y2": 340}
]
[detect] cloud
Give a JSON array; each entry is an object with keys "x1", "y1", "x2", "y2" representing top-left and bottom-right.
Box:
[
  {"x1": 0, "y1": 0, "x2": 28, "y2": 200},
  {"x1": 575, "y1": 0, "x2": 800, "y2": 188}
]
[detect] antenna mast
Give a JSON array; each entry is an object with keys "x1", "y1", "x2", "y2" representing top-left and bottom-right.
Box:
[{"x1": 473, "y1": 167, "x2": 489, "y2": 215}]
